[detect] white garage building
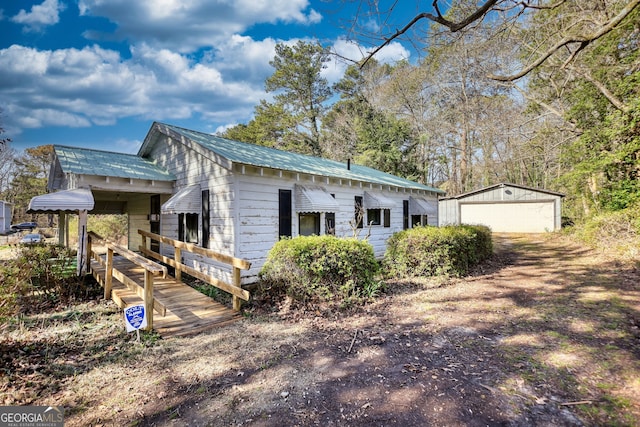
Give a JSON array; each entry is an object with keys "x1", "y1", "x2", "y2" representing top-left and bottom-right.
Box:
[{"x1": 439, "y1": 183, "x2": 564, "y2": 233}]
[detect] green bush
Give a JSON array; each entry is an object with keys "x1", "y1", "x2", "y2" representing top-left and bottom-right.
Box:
[
  {"x1": 383, "y1": 225, "x2": 493, "y2": 278},
  {"x1": 0, "y1": 244, "x2": 99, "y2": 317},
  {"x1": 258, "y1": 235, "x2": 382, "y2": 307},
  {"x1": 572, "y1": 202, "x2": 640, "y2": 258}
]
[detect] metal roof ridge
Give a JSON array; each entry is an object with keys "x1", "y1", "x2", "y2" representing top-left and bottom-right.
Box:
[
  {"x1": 53, "y1": 144, "x2": 141, "y2": 157},
  {"x1": 159, "y1": 122, "x2": 444, "y2": 193}
]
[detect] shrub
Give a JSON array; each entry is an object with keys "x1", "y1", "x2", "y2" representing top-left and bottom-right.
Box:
[
  {"x1": 258, "y1": 235, "x2": 381, "y2": 307},
  {"x1": 383, "y1": 225, "x2": 493, "y2": 278},
  {"x1": 0, "y1": 244, "x2": 100, "y2": 316},
  {"x1": 572, "y1": 202, "x2": 640, "y2": 258}
]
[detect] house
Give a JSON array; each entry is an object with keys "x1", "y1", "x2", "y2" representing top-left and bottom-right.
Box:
[
  {"x1": 41, "y1": 122, "x2": 444, "y2": 282},
  {"x1": 0, "y1": 201, "x2": 11, "y2": 234},
  {"x1": 438, "y1": 183, "x2": 564, "y2": 233}
]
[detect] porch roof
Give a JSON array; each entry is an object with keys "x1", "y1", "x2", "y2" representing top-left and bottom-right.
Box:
[{"x1": 54, "y1": 145, "x2": 176, "y2": 181}]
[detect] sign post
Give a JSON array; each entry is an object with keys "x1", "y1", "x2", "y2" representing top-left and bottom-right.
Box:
[{"x1": 124, "y1": 304, "x2": 148, "y2": 342}]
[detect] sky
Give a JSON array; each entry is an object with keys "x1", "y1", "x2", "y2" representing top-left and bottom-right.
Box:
[{"x1": 1, "y1": 0, "x2": 430, "y2": 154}]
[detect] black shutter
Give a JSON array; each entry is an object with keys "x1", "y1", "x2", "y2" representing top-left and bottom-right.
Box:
[
  {"x1": 279, "y1": 189, "x2": 292, "y2": 238},
  {"x1": 403, "y1": 200, "x2": 409, "y2": 230},
  {"x1": 202, "y1": 189, "x2": 210, "y2": 248},
  {"x1": 150, "y1": 194, "x2": 161, "y2": 252},
  {"x1": 178, "y1": 213, "x2": 185, "y2": 242}
]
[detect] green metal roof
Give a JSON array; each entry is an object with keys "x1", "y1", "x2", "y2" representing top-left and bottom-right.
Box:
[
  {"x1": 159, "y1": 123, "x2": 444, "y2": 193},
  {"x1": 54, "y1": 145, "x2": 175, "y2": 181}
]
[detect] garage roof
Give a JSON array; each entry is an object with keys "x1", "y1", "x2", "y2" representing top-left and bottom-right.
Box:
[{"x1": 440, "y1": 182, "x2": 564, "y2": 200}]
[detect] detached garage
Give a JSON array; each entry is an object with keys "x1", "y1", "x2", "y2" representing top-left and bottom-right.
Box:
[{"x1": 439, "y1": 183, "x2": 564, "y2": 233}]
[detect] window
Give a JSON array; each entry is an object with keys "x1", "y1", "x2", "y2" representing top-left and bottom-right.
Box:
[
  {"x1": 403, "y1": 200, "x2": 409, "y2": 230},
  {"x1": 299, "y1": 213, "x2": 320, "y2": 236},
  {"x1": 179, "y1": 213, "x2": 199, "y2": 243},
  {"x1": 279, "y1": 189, "x2": 292, "y2": 238},
  {"x1": 354, "y1": 196, "x2": 363, "y2": 229},
  {"x1": 411, "y1": 215, "x2": 427, "y2": 227},
  {"x1": 367, "y1": 208, "x2": 381, "y2": 225},
  {"x1": 384, "y1": 209, "x2": 391, "y2": 228},
  {"x1": 325, "y1": 212, "x2": 336, "y2": 235}
]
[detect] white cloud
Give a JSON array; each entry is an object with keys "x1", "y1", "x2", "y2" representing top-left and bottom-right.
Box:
[
  {"x1": 78, "y1": 0, "x2": 321, "y2": 52},
  {"x1": 12, "y1": 0, "x2": 66, "y2": 32},
  {"x1": 322, "y1": 38, "x2": 410, "y2": 84},
  {"x1": 114, "y1": 138, "x2": 142, "y2": 154},
  {"x1": 2, "y1": 0, "x2": 416, "y2": 141},
  {"x1": 0, "y1": 42, "x2": 269, "y2": 133}
]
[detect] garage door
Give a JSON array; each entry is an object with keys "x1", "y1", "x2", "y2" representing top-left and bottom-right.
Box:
[{"x1": 460, "y1": 202, "x2": 555, "y2": 233}]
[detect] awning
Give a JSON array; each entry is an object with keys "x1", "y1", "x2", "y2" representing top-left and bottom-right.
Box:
[
  {"x1": 162, "y1": 185, "x2": 201, "y2": 214},
  {"x1": 409, "y1": 196, "x2": 438, "y2": 215},
  {"x1": 295, "y1": 184, "x2": 339, "y2": 213},
  {"x1": 27, "y1": 188, "x2": 95, "y2": 213},
  {"x1": 364, "y1": 191, "x2": 396, "y2": 209}
]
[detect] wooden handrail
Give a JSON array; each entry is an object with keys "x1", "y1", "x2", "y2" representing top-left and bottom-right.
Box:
[
  {"x1": 88, "y1": 231, "x2": 168, "y2": 330},
  {"x1": 138, "y1": 229, "x2": 251, "y2": 311},
  {"x1": 88, "y1": 231, "x2": 167, "y2": 277},
  {"x1": 138, "y1": 230, "x2": 251, "y2": 269}
]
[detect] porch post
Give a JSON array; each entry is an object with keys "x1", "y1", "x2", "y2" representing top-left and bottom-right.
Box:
[
  {"x1": 77, "y1": 209, "x2": 89, "y2": 275},
  {"x1": 58, "y1": 212, "x2": 66, "y2": 246}
]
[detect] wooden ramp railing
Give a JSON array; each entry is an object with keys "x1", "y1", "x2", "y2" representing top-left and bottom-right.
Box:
[
  {"x1": 138, "y1": 230, "x2": 252, "y2": 311},
  {"x1": 87, "y1": 231, "x2": 167, "y2": 330}
]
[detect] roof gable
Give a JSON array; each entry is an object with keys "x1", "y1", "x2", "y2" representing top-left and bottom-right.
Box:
[
  {"x1": 53, "y1": 145, "x2": 175, "y2": 181},
  {"x1": 441, "y1": 182, "x2": 565, "y2": 200},
  {"x1": 141, "y1": 122, "x2": 444, "y2": 194}
]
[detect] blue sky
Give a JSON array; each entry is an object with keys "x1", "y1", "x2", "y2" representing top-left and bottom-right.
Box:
[{"x1": 1, "y1": 0, "x2": 431, "y2": 154}]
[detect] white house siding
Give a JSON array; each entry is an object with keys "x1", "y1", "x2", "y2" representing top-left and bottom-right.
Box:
[
  {"x1": 234, "y1": 166, "x2": 439, "y2": 282},
  {"x1": 147, "y1": 134, "x2": 238, "y2": 285}
]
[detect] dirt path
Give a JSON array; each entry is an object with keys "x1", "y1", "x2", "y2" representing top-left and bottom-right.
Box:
[{"x1": 2, "y1": 234, "x2": 639, "y2": 426}]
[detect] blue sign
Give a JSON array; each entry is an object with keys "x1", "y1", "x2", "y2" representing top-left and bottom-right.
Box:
[{"x1": 124, "y1": 304, "x2": 147, "y2": 332}]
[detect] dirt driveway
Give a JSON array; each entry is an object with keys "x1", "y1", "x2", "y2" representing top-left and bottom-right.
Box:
[{"x1": 2, "y1": 234, "x2": 639, "y2": 426}]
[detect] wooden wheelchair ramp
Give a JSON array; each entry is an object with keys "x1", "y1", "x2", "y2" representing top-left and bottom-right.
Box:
[{"x1": 91, "y1": 256, "x2": 240, "y2": 337}]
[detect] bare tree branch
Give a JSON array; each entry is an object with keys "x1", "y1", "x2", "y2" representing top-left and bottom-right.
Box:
[
  {"x1": 489, "y1": 0, "x2": 640, "y2": 81},
  {"x1": 361, "y1": 0, "x2": 499, "y2": 68},
  {"x1": 494, "y1": 0, "x2": 568, "y2": 12},
  {"x1": 510, "y1": 83, "x2": 583, "y2": 134}
]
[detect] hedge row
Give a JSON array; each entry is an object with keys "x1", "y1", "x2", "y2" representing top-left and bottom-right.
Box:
[
  {"x1": 258, "y1": 225, "x2": 492, "y2": 307},
  {"x1": 383, "y1": 225, "x2": 493, "y2": 278},
  {"x1": 258, "y1": 235, "x2": 382, "y2": 307}
]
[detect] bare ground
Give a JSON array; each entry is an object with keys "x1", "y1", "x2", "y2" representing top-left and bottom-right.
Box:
[{"x1": 1, "y1": 233, "x2": 639, "y2": 426}]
